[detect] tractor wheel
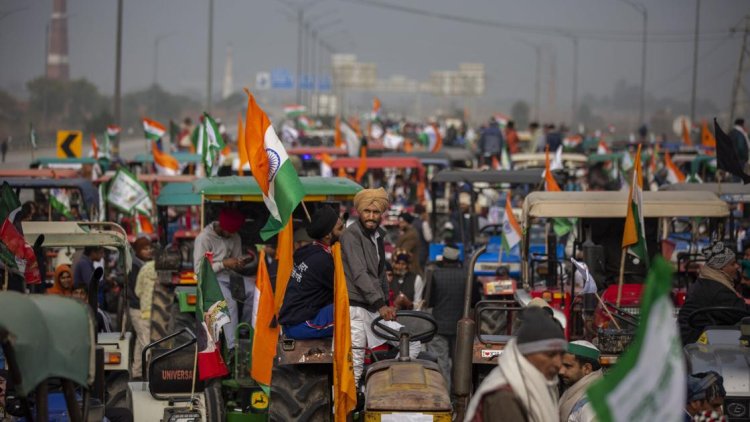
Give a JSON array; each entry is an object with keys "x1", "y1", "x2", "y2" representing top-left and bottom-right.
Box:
[
  {"x1": 204, "y1": 379, "x2": 225, "y2": 422},
  {"x1": 105, "y1": 371, "x2": 130, "y2": 409},
  {"x1": 270, "y1": 364, "x2": 332, "y2": 422},
  {"x1": 150, "y1": 283, "x2": 174, "y2": 343}
]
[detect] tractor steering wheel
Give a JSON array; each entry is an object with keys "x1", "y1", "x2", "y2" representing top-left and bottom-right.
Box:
[
  {"x1": 371, "y1": 310, "x2": 438, "y2": 343},
  {"x1": 687, "y1": 306, "x2": 750, "y2": 329}
]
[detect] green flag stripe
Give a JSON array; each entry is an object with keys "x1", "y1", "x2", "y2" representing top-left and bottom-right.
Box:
[
  {"x1": 587, "y1": 256, "x2": 673, "y2": 422},
  {"x1": 260, "y1": 160, "x2": 305, "y2": 240}
]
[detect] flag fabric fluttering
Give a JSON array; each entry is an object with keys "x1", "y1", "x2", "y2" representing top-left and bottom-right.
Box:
[
  {"x1": 334, "y1": 117, "x2": 344, "y2": 149},
  {"x1": 664, "y1": 152, "x2": 685, "y2": 184},
  {"x1": 622, "y1": 144, "x2": 649, "y2": 266},
  {"x1": 332, "y1": 243, "x2": 357, "y2": 420},
  {"x1": 0, "y1": 182, "x2": 41, "y2": 284},
  {"x1": 29, "y1": 123, "x2": 37, "y2": 150},
  {"x1": 283, "y1": 104, "x2": 307, "y2": 118},
  {"x1": 372, "y1": 97, "x2": 381, "y2": 120},
  {"x1": 571, "y1": 258, "x2": 598, "y2": 294},
  {"x1": 681, "y1": 118, "x2": 692, "y2": 145},
  {"x1": 250, "y1": 249, "x2": 278, "y2": 388},
  {"x1": 355, "y1": 145, "x2": 368, "y2": 183},
  {"x1": 715, "y1": 118, "x2": 750, "y2": 184},
  {"x1": 91, "y1": 134, "x2": 99, "y2": 159},
  {"x1": 597, "y1": 141, "x2": 610, "y2": 154},
  {"x1": 152, "y1": 141, "x2": 180, "y2": 175},
  {"x1": 243, "y1": 89, "x2": 305, "y2": 240},
  {"x1": 501, "y1": 195, "x2": 521, "y2": 253},
  {"x1": 142, "y1": 118, "x2": 166, "y2": 141},
  {"x1": 274, "y1": 221, "x2": 294, "y2": 313},
  {"x1": 587, "y1": 257, "x2": 685, "y2": 422},
  {"x1": 341, "y1": 120, "x2": 361, "y2": 157},
  {"x1": 701, "y1": 120, "x2": 716, "y2": 148},
  {"x1": 201, "y1": 112, "x2": 226, "y2": 177},
  {"x1": 50, "y1": 188, "x2": 73, "y2": 219},
  {"x1": 430, "y1": 123, "x2": 443, "y2": 153},
  {"x1": 107, "y1": 168, "x2": 151, "y2": 216},
  {"x1": 544, "y1": 145, "x2": 562, "y2": 192},
  {"x1": 237, "y1": 113, "x2": 249, "y2": 176},
  {"x1": 196, "y1": 256, "x2": 230, "y2": 381}
]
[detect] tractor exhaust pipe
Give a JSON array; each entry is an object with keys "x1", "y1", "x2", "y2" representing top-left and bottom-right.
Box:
[{"x1": 453, "y1": 245, "x2": 486, "y2": 422}]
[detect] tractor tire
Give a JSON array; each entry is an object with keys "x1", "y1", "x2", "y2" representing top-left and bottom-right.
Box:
[
  {"x1": 270, "y1": 364, "x2": 332, "y2": 422},
  {"x1": 204, "y1": 379, "x2": 225, "y2": 422},
  {"x1": 150, "y1": 283, "x2": 174, "y2": 343},
  {"x1": 105, "y1": 371, "x2": 130, "y2": 409}
]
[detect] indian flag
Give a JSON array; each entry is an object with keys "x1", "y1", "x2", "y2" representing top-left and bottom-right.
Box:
[
  {"x1": 622, "y1": 144, "x2": 648, "y2": 266},
  {"x1": 107, "y1": 125, "x2": 121, "y2": 137},
  {"x1": 244, "y1": 89, "x2": 304, "y2": 241},
  {"x1": 372, "y1": 96, "x2": 381, "y2": 120},
  {"x1": 297, "y1": 115, "x2": 313, "y2": 131},
  {"x1": 152, "y1": 141, "x2": 180, "y2": 175},
  {"x1": 283, "y1": 104, "x2": 306, "y2": 118},
  {"x1": 597, "y1": 140, "x2": 610, "y2": 154},
  {"x1": 664, "y1": 152, "x2": 685, "y2": 184},
  {"x1": 544, "y1": 145, "x2": 561, "y2": 191},
  {"x1": 143, "y1": 118, "x2": 166, "y2": 141},
  {"x1": 201, "y1": 112, "x2": 226, "y2": 177},
  {"x1": 501, "y1": 195, "x2": 521, "y2": 253},
  {"x1": 587, "y1": 257, "x2": 685, "y2": 422}
]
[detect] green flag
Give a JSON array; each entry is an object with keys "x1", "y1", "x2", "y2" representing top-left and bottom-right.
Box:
[
  {"x1": 201, "y1": 112, "x2": 226, "y2": 177},
  {"x1": 587, "y1": 257, "x2": 685, "y2": 421}
]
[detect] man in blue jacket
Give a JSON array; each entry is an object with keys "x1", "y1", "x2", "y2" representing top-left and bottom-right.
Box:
[{"x1": 279, "y1": 205, "x2": 343, "y2": 339}]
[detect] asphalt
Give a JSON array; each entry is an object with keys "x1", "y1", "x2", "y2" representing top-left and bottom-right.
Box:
[{"x1": 1, "y1": 137, "x2": 151, "y2": 169}]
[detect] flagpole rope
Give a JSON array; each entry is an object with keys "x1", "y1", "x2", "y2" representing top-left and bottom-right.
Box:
[{"x1": 616, "y1": 249, "x2": 626, "y2": 307}]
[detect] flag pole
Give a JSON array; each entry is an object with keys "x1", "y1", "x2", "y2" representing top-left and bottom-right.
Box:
[
  {"x1": 617, "y1": 248, "x2": 626, "y2": 307},
  {"x1": 300, "y1": 201, "x2": 312, "y2": 223},
  {"x1": 595, "y1": 291, "x2": 621, "y2": 330}
]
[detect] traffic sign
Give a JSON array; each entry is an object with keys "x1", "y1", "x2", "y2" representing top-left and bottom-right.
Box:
[
  {"x1": 300, "y1": 74, "x2": 314, "y2": 90},
  {"x1": 256, "y1": 72, "x2": 271, "y2": 90},
  {"x1": 271, "y1": 68, "x2": 294, "y2": 89},
  {"x1": 56, "y1": 130, "x2": 82, "y2": 158}
]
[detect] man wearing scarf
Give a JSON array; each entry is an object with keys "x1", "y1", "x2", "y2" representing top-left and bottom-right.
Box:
[
  {"x1": 465, "y1": 307, "x2": 567, "y2": 422},
  {"x1": 558, "y1": 341, "x2": 603, "y2": 422},
  {"x1": 678, "y1": 241, "x2": 749, "y2": 344},
  {"x1": 341, "y1": 188, "x2": 419, "y2": 387}
]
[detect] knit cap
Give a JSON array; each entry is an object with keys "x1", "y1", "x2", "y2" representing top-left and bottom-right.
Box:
[{"x1": 516, "y1": 307, "x2": 567, "y2": 355}]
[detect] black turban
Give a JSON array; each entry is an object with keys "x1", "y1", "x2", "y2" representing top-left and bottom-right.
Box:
[{"x1": 306, "y1": 205, "x2": 339, "y2": 240}]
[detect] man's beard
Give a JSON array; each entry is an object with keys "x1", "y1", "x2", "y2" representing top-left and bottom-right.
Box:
[{"x1": 361, "y1": 219, "x2": 380, "y2": 234}]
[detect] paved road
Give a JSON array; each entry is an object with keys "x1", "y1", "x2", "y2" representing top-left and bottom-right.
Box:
[{"x1": 1, "y1": 137, "x2": 152, "y2": 169}]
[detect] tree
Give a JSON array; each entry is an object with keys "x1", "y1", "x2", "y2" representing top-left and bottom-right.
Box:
[{"x1": 511, "y1": 100, "x2": 530, "y2": 129}]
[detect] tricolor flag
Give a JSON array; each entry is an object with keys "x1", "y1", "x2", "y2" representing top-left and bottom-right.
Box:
[
  {"x1": 0, "y1": 182, "x2": 40, "y2": 284},
  {"x1": 681, "y1": 118, "x2": 692, "y2": 145},
  {"x1": 50, "y1": 188, "x2": 73, "y2": 219},
  {"x1": 334, "y1": 117, "x2": 344, "y2": 149},
  {"x1": 196, "y1": 255, "x2": 230, "y2": 381},
  {"x1": 664, "y1": 151, "x2": 685, "y2": 184},
  {"x1": 142, "y1": 118, "x2": 166, "y2": 141},
  {"x1": 332, "y1": 243, "x2": 357, "y2": 420},
  {"x1": 200, "y1": 112, "x2": 226, "y2": 177},
  {"x1": 622, "y1": 144, "x2": 648, "y2": 266},
  {"x1": 550, "y1": 145, "x2": 564, "y2": 171},
  {"x1": 250, "y1": 249, "x2": 278, "y2": 388},
  {"x1": 597, "y1": 140, "x2": 611, "y2": 154},
  {"x1": 372, "y1": 97, "x2": 381, "y2": 120},
  {"x1": 501, "y1": 195, "x2": 521, "y2": 253},
  {"x1": 91, "y1": 134, "x2": 99, "y2": 159},
  {"x1": 344, "y1": 118, "x2": 363, "y2": 157},
  {"x1": 544, "y1": 145, "x2": 562, "y2": 192},
  {"x1": 587, "y1": 257, "x2": 685, "y2": 422},
  {"x1": 107, "y1": 125, "x2": 121, "y2": 138},
  {"x1": 297, "y1": 115, "x2": 313, "y2": 131},
  {"x1": 283, "y1": 104, "x2": 307, "y2": 118},
  {"x1": 319, "y1": 153, "x2": 335, "y2": 178},
  {"x1": 243, "y1": 89, "x2": 305, "y2": 240},
  {"x1": 151, "y1": 141, "x2": 180, "y2": 175}
]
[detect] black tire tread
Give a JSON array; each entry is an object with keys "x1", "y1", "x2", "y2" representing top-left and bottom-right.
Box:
[{"x1": 269, "y1": 364, "x2": 331, "y2": 422}]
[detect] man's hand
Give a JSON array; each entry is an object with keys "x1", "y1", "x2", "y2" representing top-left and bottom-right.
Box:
[
  {"x1": 394, "y1": 293, "x2": 413, "y2": 311},
  {"x1": 222, "y1": 257, "x2": 241, "y2": 270},
  {"x1": 378, "y1": 305, "x2": 397, "y2": 321}
]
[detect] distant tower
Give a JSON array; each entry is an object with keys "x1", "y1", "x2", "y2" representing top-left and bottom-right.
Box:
[
  {"x1": 47, "y1": 0, "x2": 70, "y2": 81},
  {"x1": 222, "y1": 44, "x2": 233, "y2": 100}
]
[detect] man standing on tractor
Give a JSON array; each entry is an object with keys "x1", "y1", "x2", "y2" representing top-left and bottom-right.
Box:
[
  {"x1": 279, "y1": 206, "x2": 344, "y2": 339},
  {"x1": 389, "y1": 249, "x2": 424, "y2": 311},
  {"x1": 193, "y1": 207, "x2": 255, "y2": 350},
  {"x1": 465, "y1": 307, "x2": 567, "y2": 422},
  {"x1": 341, "y1": 188, "x2": 419, "y2": 386},
  {"x1": 558, "y1": 341, "x2": 603, "y2": 422}
]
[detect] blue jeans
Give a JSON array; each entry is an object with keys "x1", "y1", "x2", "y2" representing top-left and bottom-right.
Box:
[{"x1": 283, "y1": 304, "x2": 334, "y2": 340}]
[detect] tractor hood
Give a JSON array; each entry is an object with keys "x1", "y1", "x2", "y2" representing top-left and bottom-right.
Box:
[{"x1": 684, "y1": 342, "x2": 750, "y2": 397}]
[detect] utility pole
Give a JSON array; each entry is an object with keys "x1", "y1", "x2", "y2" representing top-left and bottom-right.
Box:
[
  {"x1": 113, "y1": 0, "x2": 123, "y2": 157},
  {"x1": 730, "y1": 16, "x2": 750, "y2": 123},
  {"x1": 296, "y1": 9, "x2": 303, "y2": 105},
  {"x1": 534, "y1": 45, "x2": 542, "y2": 122},
  {"x1": 614, "y1": 0, "x2": 648, "y2": 126},
  {"x1": 206, "y1": 0, "x2": 214, "y2": 112},
  {"x1": 690, "y1": 0, "x2": 701, "y2": 122}
]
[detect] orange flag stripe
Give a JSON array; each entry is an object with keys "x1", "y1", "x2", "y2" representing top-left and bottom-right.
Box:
[
  {"x1": 250, "y1": 249, "x2": 278, "y2": 386},
  {"x1": 274, "y1": 220, "x2": 294, "y2": 313},
  {"x1": 332, "y1": 243, "x2": 357, "y2": 420},
  {"x1": 355, "y1": 146, "x2": 368, "y2": 183},
  {"x1": 334, "y1": 116, "x2": 343, "y2": 149},
  {"x1": 244, "y1": 88, "x2": 271, "y2": 196},
  {"x1": 545, "y1": 145, "x2": 561, "y2": 192}
]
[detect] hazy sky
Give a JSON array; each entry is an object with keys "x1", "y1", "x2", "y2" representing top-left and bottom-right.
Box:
[{"x1": 1, "y1": 0, "x2": 747, "y2": 118}]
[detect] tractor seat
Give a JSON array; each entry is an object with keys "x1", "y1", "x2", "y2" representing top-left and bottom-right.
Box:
[{"x1": 148, "y1": 347, "x2": 204, "y2": 398}]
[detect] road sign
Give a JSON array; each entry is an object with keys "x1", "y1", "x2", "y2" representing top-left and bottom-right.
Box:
[
  {"x1": 318, "y1": 75, "x2": 332, "y2": 91},
  {"x1": 300, "y1": 74, "x2": 314, "y2": 90},
  {"x1": 56, "y1": 130, "x2": 82, "y2": 158},
  {"x1": 256, "y1": 72, "x2": 271, "y2": 90},
  {"x1": 271, "y1": 68, "x2": 294, "y2": 89}
]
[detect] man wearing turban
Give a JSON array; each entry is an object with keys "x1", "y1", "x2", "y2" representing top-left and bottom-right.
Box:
[
  {"x1": 341, "y1": 188, "x2": 419, "y2": 386},
  {"x1": 279, "y1": 206, "x2": 344, "y2": 339},
  {"x1": 193, "y1": 207, "x2": 255, "y2": 349},
  {"x1": 678, "y1": 241, "x2": 750, "y2": 344}
]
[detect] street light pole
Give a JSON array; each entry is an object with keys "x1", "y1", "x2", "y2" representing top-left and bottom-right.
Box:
[
  {"x1": 113, "y1": 0, "x2": 123, "y2": 158},
  {"x1": 614, "y1": 0, "x2": 648, "y2": 126},
  {"x1": 206, "y1": 0, "x2": 214, "y2": 112},
  {"x1": 690, "y1": 0, "x2": 701, "y2": 122}
]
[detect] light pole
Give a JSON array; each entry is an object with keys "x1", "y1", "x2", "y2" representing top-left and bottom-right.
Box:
[
  {"x1": 557, "y1": 31, "x2": 579, "y2": 126},
  {"x1": 113, "y1": 0, "x2": 123, "y2": 157},
  {"x1": 152, "y1": 32, "x2": 176, "y2": 115},
  {"x1": 206, "y1": 0, "x2": 214, "y2": 112},
  {"x1": 615, "y1": 0, "x2": 648, "y2": 126},
  {"x1": 309, "y1": 18, "x2": 341, "y2": 113},
  {"x1": 690, "y1": 0, "x2": 701, "y2": 122}
]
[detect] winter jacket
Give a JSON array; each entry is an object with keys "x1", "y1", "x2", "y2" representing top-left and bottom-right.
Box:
[
  {"x1": 341, "y1": 220, "x2": 388, "y2": 312},
  {"x1": 279, "y1": 243, "x2": 334, "y2": 326},
  {"x1": 480, "y1": 123, "x2": 504, "y2": 155}
]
